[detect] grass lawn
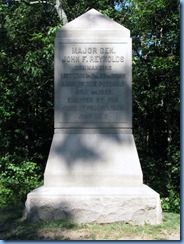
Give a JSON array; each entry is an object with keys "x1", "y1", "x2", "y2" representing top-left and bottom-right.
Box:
[{"x1": 0, "y1": 207, "x2": 180, "y2": 240}]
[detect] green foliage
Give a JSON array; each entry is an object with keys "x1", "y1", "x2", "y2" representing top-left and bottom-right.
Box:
[
  {"x1": 161, "y1": 189, "x2": 180, "y2": 213},
  {"x1": 61, "y1": 0, "x2": 117, "y2": 21},
  {"x1": 0, "y1": 154, "x2": 42, "y2": 207},
  {"x1": 122, "y1": 0, "x2": 180, "y2": 211},
  {"x1": 0, "y1": 2, "x2": 60, "y2": 171}
]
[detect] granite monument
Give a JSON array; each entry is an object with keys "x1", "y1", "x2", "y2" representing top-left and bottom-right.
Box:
[{"x1": 25, "y1": 9, "x2": 162, "y2": 225}]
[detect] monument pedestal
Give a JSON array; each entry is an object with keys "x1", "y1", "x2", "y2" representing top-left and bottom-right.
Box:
[
  {"x1": 25, "y1": 130, "x2": 162, "y2": 225},
  {"x1": 44, "y1": 130, "x2": 143, "y2": 188},
  {"x1": 25, "y1": 185, "x2": 162, "y2": 224}
]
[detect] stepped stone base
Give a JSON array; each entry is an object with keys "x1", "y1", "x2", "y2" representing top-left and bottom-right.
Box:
[{"x1": 25, "y1": 185, "x2": 162, "y2": 225}]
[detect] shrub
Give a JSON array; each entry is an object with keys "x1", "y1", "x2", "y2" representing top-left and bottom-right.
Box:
[
  {"x1": 0, "y1": 154, "x2": 42, "y2": 208},
  {"x1": 161, "y1": 187, "x2": 180, "y2": 214}
]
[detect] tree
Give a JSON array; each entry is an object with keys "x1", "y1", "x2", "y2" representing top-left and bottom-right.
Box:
[
  {"x1": 0, "y1": 1, "x2": 60, "y2": 170},
  {"x1": 120, "y1": 0, "x2": 180, "y2": 211}
]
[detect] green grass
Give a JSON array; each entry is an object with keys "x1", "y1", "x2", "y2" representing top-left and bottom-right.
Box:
[{"x1": 0, "y1": 207, "x2": 180, "y2": 240}]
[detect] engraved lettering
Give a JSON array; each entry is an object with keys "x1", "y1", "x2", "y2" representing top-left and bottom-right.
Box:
[
  {"x1": 91, "y1": 90, "x2": 111, "y2": 95},
  {"x1": 74, "y1": 65, "x2": 112, "y2": 70},
  {"x1": 62, "y1": 56, "x2": 80, "y2": 63},
  {"x1": 68, "y1": 97, "x2": 93, "y2": 103},
  {"x1": 58, "y1": 42, "x2": 128, "y2": 123},
  {"x1": 62, "y1": 81, "x2": 85, "y2": 87},
  {"x1": 72, "y1": 47, "x2": 97, "y2": 54},
  {"x1": 82, "y1": 56, "x2": 88, "y2": 62},
  {"x1": 75, "y1": 89, "x2": 89, "y2": 95},
  {"x1": 61, "y1": 73, "x2": 85, "y2": 79},
  {"x1": 89, "y1": 56, "x2": 124, "y2": 63},
  {"x1": 100, "y1": 47, "x2": 116, "y2": 54}
]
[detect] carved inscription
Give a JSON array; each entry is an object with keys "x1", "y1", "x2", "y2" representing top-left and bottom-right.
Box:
[
  {"x1": 62, "y1": 46, "x2": 124, "y2": 71},
  {"x1": 57, "y1": 43, "x2": 129, "y2": 123}
]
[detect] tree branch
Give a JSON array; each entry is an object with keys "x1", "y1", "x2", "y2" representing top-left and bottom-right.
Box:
[{"x1": 55, "y1": 0, "x2": 68, "y2": 25}]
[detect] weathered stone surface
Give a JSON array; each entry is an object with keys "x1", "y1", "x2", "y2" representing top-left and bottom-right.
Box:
[{"x1": 25, "y1": 185, "x2": 162, "y2": 225}]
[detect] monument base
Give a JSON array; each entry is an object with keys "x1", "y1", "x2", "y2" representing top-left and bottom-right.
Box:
[
  {"x1": 44, "y1": 131, "x2": 143, "y2": 187},
  {"x1": 25, "y1": 185, "x2": 162, "y2": 225}
]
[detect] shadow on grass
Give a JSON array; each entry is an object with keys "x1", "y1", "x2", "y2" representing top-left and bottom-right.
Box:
[{"x1": 0, "y1": 207, "x2": 81, "y2": 240}]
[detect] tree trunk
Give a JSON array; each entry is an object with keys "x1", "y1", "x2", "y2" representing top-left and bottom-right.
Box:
[{"x1": 55, "y1": 0, "x2": 68, "y2": 25}]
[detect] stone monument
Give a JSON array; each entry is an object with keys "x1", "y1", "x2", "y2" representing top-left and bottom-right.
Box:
[{"x1": 25, "y1": 9, "x2": 162, "y2": 224}]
